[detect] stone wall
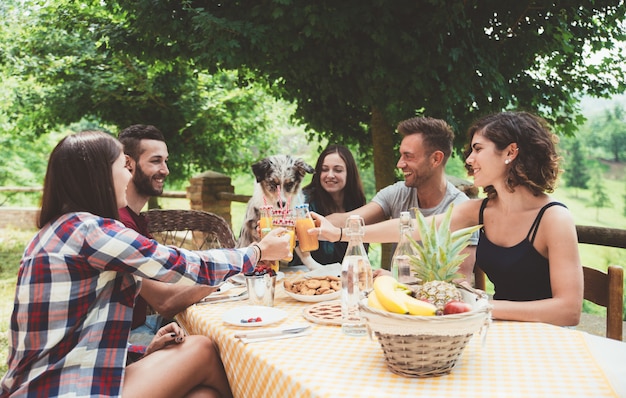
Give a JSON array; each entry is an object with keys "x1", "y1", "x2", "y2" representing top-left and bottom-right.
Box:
[{"x1": 0, "y1": 207, "x2": 39, "y2": 230}]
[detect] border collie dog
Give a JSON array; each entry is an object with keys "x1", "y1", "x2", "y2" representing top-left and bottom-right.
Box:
[{"x1": 236, "y1": 155, "x2": 315, "y2": 248}]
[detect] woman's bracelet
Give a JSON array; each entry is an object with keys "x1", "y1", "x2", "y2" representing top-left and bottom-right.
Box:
[
  {"x1": 336, "y1": 228, "x2": 343, "y2": 243},
  {"x1": 252, "y1": 243, "x2": 262, "y2": 261}
]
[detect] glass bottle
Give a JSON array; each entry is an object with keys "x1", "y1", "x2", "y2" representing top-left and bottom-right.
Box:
[
  {"x1": 391, "y1": 211, "x2": 416, "y2": 284},
  {"x1": 341, "y1": 215, "x2": 372, "y2": 336}
]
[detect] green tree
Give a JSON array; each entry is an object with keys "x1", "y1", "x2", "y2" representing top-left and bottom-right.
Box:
[
  {"x1": 562, "y1": 138, "x2": 591, "y2": 196},
  {"x1": 3, "y1": 1, "x2": 626, "y2": 192},
  {"x1": 0, "y1": 1, "x2": 296, "y2": 182},
  {"x1": 109, "y1": 0, "x2": 626, "y2": 192},
  {"x1": 585, "y1": 104, "x2": 626, "y2": 162},
  {"x1": 602, "y1": 106, "x2": 626, "y2": 162},
  {"x1": 623, "y1": 177, "x2": 626, "y2": 217},
  {"x1": 588, "y1": 170, "x2": 613, "y2": 221}
]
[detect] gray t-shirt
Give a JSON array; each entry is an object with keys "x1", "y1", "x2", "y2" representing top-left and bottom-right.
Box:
[{"x1": 371, "y1": 180, "x2": 478, "y2": 244}]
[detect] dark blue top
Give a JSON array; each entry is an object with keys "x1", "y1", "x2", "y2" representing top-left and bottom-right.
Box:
[
  {"x1": 476, "y1": 199, "x2": 566, "y2": 301},
  {"x1": 306, "y1": 200, "x2": 349, "y2": 264},
  {"x1": 289, "y1": 198, "x2": 367, "y2": 266}
]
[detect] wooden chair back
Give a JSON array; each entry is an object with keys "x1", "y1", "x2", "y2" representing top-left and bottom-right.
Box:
[
  {"x1": 143, "y1": 209, "x2": 236, "y2": 250},
  {"x1": 582, "y1": 265, "x2": 624, "y2": 340},
  {"x1": 473, "y1": 224, "x2": 625, "y2": 340},
  {"x1": 576, "y1": 225, "x2": 625, "y2": 341}
]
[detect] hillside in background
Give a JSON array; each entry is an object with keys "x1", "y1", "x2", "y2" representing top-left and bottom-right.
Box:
[
  {"x1": 580, "y1": 93, "x2": 626, "y2": 118},
  {"x1": 579, "y1": 93, "x2": 625, "y2": 179}
]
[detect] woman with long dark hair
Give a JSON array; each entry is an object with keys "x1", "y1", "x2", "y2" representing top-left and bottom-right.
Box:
[
  {"x1": 300, "y1": 144, "x2": 366, "y2": 265},
  {"x1": 1, "y1": 131, "x2": 290, "y2": 398}
]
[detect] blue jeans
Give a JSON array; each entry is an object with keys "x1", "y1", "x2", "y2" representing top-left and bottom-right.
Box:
[{"x1": 128, "y1": 314, "x2": 163, "y2": 347}]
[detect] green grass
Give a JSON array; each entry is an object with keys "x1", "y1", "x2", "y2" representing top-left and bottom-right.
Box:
[{"x1": 0, "y1": 228, "x2": 35, "y2": 377}]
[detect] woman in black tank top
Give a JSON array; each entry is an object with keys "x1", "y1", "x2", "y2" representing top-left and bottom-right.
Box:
[
  {"x1": 314, "y1": 111, "x2": 583, "y2": 327},
  {"x1": 462, "y1": 112, "x2": 582, "y2": 327}
]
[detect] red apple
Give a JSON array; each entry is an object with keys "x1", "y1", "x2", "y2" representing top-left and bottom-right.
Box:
[{"x1": 443, "y1": 300, "x2": 472, "y2": 315}]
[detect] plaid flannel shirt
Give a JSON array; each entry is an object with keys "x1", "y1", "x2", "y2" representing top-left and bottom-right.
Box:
[{"x1": 1, "y1": 212, "x2": 255, "y2": 397}]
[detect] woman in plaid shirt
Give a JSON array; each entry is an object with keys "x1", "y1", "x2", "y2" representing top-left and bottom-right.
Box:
[{"x1": 1, "y1": 131, "x2": 291, "y2": 397}]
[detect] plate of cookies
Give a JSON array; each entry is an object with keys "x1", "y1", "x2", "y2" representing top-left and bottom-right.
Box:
[{"x1": 283, "y1": 263, "x2": 342, "y2": 302}]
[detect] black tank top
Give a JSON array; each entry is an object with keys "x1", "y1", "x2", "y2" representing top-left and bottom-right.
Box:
[{"x1": 475, "y1": 198, "x2": 566, "y2": 301}]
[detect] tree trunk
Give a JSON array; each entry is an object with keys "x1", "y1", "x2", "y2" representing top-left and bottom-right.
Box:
[
  {"x1": 370, "y1": 106, "x2": 397, "y2": 270},
  {"x1": 148, "y1": 196, "x2": 161, "y2": 210}
]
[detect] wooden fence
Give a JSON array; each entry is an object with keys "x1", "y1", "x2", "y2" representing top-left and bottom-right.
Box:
[{"x1": 0, "y1": 170, "x2": 250, "y2": 230}]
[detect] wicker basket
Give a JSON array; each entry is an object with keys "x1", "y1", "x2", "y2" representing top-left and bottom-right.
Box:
[{"x1": 360, "y1": 290, "x2": 491, "y2": 378}]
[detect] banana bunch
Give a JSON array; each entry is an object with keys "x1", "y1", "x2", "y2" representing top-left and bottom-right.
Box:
[{"x1": 368, "y1": 275, "x2": 436, "y2": 316}]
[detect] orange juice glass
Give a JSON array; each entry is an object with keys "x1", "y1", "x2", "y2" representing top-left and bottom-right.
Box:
[
  {"x1": 273, "y1": 217, "x2": 295, "y2": 263},
  {"x1": 295, "y1": 204, "x2": 319, "y2": 252},
  {"x1": 283, "y1": 219, "x2": 296, "y2": 262},
  {"x1": 259, "y1": 205, "x2": 274, "y2": 232}
]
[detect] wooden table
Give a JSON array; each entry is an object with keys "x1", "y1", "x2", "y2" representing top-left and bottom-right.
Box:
[{"x1": 177, "y1": 278, "x2": 625, "y2": 398}]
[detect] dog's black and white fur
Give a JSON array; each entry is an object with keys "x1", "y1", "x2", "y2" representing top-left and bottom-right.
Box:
[{"x1": 236, "y1": 155, "x2": 315, "y2": 249}]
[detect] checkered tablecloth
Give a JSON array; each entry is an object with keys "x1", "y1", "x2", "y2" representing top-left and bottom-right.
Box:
[{"x1": 177, "y1": 284, "x2": 619, "y2": 398}]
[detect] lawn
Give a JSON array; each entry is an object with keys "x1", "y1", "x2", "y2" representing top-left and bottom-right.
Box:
[{"x1": 0, "y1": 228, "x2": 35, "y2": 377}]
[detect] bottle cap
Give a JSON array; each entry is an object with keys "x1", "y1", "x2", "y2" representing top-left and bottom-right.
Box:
[
  {"x1": 399, "y1": 211, "x2": 412, "y2": 227},
  {"x1": 345, "y1": 215, "x2": 365, "y2": 236}
]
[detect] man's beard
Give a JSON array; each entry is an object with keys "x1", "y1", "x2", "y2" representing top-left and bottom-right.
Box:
[{"x1": 134, "y1": 164, "x2": 164, "y2": 197}]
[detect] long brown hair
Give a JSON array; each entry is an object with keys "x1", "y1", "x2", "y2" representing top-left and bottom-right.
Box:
[
  {"x1": 303, "y1": 145, "x2": 366, "y2": 214},
  {"x1": 39, "y1": 131, "x2": 123, "y2": 227}
]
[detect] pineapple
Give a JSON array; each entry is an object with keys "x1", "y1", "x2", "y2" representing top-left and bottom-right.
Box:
[{"x1": 407, "y1": 204, "x2": 481, "y2": 312}]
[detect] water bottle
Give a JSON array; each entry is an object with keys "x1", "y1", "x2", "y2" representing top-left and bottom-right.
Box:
[
  {"x1": 341, "y1": 215, "x2": 372, "y2": 336},
  {"x1": 391, "y1": 211, "x2": 416, "y2": 284}
]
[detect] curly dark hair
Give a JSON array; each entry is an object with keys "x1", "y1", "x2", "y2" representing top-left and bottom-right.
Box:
[{"x1": 462, "y1": 111, "x2": 561, "y2": 198}]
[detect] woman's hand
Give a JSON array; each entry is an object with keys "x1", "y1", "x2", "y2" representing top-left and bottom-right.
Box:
[
  {"x1": 309, "y1": 212, "x2": 342, "y2": 242},
  {"x1": 144, "y1": 322, "x2": 185, "y2": 357},
  {"x1": 256, "y1": 227, "x2": 292, "y2": 261}
]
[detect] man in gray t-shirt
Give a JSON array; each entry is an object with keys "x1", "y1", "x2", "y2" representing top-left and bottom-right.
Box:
[
  {"x1": 326, "y1": 116, "x2": 477, "y2": 281},
  {"x1": 373, "y1": 180, "x2": 469, "y2": 220}
]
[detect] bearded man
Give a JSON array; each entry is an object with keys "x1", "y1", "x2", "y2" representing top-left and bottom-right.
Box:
[{"x1": 118, "y1": 125, "x2": 217, "y2": 355}]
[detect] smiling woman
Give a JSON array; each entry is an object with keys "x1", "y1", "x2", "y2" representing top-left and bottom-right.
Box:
[{"x1": 296, "y1": 145, "x2": 367, "y2": 267}]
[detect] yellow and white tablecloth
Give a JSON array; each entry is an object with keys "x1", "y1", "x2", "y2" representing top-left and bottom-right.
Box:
[{"x1": 177, "y1": 284, "x2": 622, "y2": 398}]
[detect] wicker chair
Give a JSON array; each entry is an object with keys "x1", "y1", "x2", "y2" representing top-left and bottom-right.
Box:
[
  {"x1": 473, "y1": 224, "x2": 625, "y2": 341},
  {"x1": 142, "y1": 209, "x2": 236, "y2": 250}
]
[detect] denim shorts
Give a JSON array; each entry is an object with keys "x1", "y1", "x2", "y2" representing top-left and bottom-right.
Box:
[{"x1": 128, "y1": 314, "x2": 163, "y2": 347}]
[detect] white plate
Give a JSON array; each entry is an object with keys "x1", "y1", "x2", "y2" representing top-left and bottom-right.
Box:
[
  {"x1": 283, "y1": 263, "x2": 342, "y2": 303},
  {"x1": 303, "y1": 263, "x2": 341, "y2": 278},
  {"x1": 221, "y1": 305, "x2": 288, "y2": 327},
  {"x1": 284, "y1": 288, "x2": 340, "y2": 303},
  {"x1": 229, "y1": 271, "x2": 285, "y2": 286}
]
